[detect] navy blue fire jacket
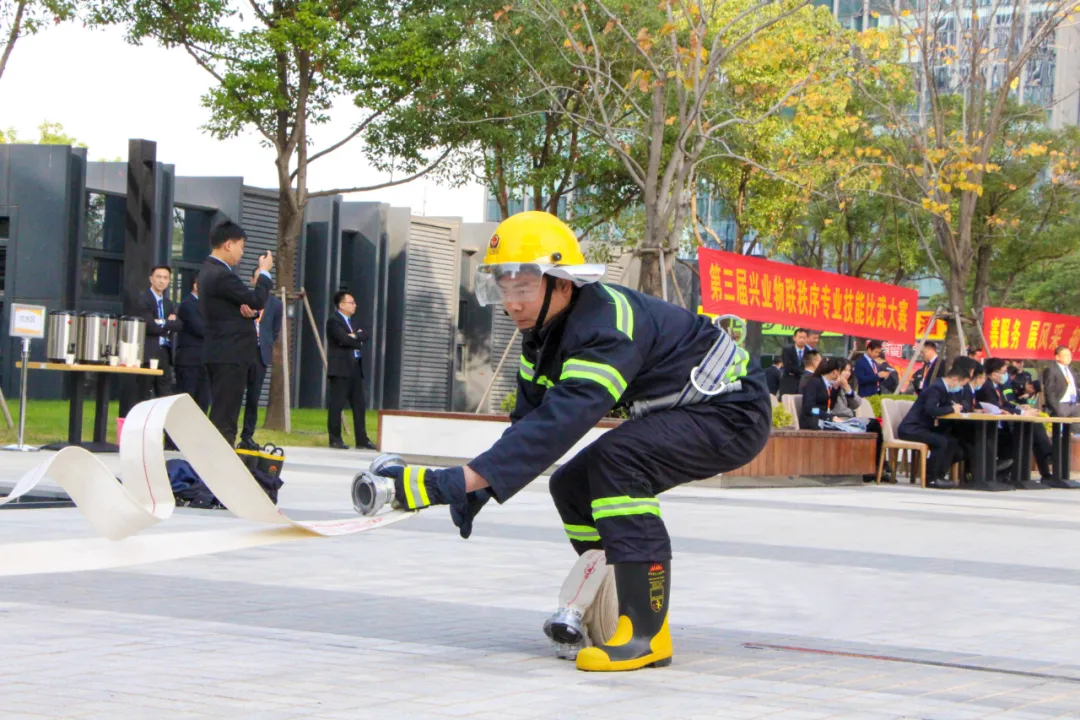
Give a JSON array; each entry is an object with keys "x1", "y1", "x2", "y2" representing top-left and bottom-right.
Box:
[{"x1": 469, "y1": 282, "x2": 768, "y2": 503}]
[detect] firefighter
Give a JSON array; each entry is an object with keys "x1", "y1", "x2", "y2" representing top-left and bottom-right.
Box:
[{"x1": 368, "y1": 211, "x2": 772, "y2": 672}]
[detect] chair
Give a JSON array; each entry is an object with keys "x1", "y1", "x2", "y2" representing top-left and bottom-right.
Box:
[
  {"x1": 878, "y1": 399, "x2": 929, "y2": 487},
  {"x1": 855, "y1": 397, "x2": 876, "y2": 419},
  {"x1": 782, "y1": 394, "x2": 803, "y2": 429}
]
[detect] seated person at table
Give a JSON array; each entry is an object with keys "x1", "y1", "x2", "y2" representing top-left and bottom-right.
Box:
[
  {"x1": 798, "y1": 356, "x2": 839, "y2": 432},
  {"x1": 854, "y1": 341, "x2": 890, "y2": 397},
  {"x1": 948, "y1": 358, "x2": 1012, "y2": 483},
  {"x1": 830, "y1": 358, "x2": 891, "y2": 482},
  {"x1": 831, "y1": 359, "x2": 863, "y2": 419},
  {"x1": 798, "y1": 349, "x2": 821, "y2": 390},
  {"x1": 897, "y1": 366, "x2": 969, "y2": 489},
  {"x1": 800, "y1": 358, "x2": 889, "y2": 482},
  {"x1": 979, "y1": 358, "x2": 1054, "y2": 482},
  {"x1": 1018, "y1": 378, "x2": 1041, "y2": 409}
]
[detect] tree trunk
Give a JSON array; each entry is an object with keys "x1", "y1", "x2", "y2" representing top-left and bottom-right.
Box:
[
  {"x1": 945, "y1": 264, "x2": 970, "y2": 362},
  {"x1": 973, "y1": 240, "x2": 992, "y2": 320},
  {"x1": 263, "y1": 193, "x2": 304, "y2": 431}
]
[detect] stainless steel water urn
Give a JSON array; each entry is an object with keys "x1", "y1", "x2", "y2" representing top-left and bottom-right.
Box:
[
  {"x1": 45, "y1": 310, "x2": 78, "y2": 362},
  {"x1": 77, "y1": 312, "x2": 109, "y2": 364},
  {"x1": 118, "y1": 316, "x2": 146, "y2": 366},
  {"x1": 103, "y1": 314, "x2": 119, "y2": 358}
]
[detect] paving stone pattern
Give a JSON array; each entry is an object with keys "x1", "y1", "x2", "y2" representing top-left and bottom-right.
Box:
[{"x1": 2, "y1": 450, "x2": 1080, "y2": 719}]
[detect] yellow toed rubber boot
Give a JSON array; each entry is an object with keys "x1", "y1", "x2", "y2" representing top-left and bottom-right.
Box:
[{"x1": 576, "y1": 560, "x2": 673, "y2": 672}]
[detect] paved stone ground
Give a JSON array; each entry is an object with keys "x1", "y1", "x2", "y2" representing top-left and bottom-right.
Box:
[{"x1": 3, "y1": 449, "x2": 1080, "y2": 719}]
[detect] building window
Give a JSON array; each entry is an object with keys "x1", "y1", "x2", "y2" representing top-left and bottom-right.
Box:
[
  {"x1": 169, "y1": 205, "x2": 213, "y2": 301},
  {"x1": 82, "y1": 193, "x2": 125, "y2": 298}
]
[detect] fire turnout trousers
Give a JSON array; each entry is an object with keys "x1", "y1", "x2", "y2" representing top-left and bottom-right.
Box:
[{"x1": 550, "y1": 393, "x2": 772, "y2": 564}]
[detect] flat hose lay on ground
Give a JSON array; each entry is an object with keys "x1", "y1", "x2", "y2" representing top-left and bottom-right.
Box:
[{"x1": 0, "y1": 394, "x2": 415, "y2": 540}]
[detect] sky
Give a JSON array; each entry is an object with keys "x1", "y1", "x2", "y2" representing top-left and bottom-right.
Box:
[{"x1": 0, "y1": 23, "x2": 486, "y2": 222}]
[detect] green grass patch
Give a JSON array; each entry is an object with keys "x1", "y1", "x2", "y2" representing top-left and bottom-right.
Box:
[{"x1": 0, "y1": 399, "x2": 378, "y2": 448}]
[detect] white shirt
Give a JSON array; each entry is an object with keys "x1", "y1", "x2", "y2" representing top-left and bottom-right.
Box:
[
  {"x1": 150, "y1": 288, "x2": 166, "y2": 345},
  {"x1": 1059, "y1": 363, "x2": 1077, "y2": 403},
  {"x1": 339, "y1": 311, "x2": 359, "y2": 359}
]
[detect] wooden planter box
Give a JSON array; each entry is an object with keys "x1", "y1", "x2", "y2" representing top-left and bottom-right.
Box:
[{"x1": 378, "y1": 411, "x2": 877, "y2": 483}]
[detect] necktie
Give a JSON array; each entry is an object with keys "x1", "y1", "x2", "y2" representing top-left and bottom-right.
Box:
[
  {"x1": 350, "y1": 318, "x2": 359, "y2": 360},
  {"x1": 157, "y1": 298, "x2": 167, "y2": 347},
  {"x1": 1067, "y1": 367, "x2": 1076, "y2": 403}
]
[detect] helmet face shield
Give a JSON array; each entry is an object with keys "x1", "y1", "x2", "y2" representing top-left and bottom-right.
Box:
[{"x1": 475, "y1": 263, "x2": 548, "y2": 307}]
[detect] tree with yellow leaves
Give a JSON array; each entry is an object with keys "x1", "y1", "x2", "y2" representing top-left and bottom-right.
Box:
[
  {"x1": 501, "y1": 0, "x2": 842, "y2": 298},
  {"x1": 847, "y1": 0, "x2": 1080, "y2": 357}
]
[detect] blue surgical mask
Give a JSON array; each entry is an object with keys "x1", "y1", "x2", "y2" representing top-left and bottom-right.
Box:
[{"x1": 947, "y1": 383, "x2": 962, "y2": 394}]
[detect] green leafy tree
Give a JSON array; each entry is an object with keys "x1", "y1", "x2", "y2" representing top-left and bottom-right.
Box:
[
  {"x1": 977, "y1": 123, "x2": 1080, "y2": 316},
  {"x1": 848, "y1": 0, "x2": 1080, "y2": 357},
  {"x1": 0, "y1": 119, "x2": 85, "y2": 146},
  {"x1": 366, "y1": 2, "x2": 640, "y2": 232},
  {"x1": 504, "y1": 0, "x2": 842, "y2": 298},
  {"x1": 696, "y1": 1, "x2": 859, "y2": 258},
  {"x1": 97, "y1": 0, "x2": 478, "y2": 428}
]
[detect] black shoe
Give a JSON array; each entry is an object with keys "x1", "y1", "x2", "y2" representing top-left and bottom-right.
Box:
[
  {"x1": 927, "y1": 476, "x2": 956, "y2": 489},
  {"x1": 576, "y1": 561, "x2": 673, "y2": 672},
  {"x1": 329, "y1": 439, "x2": 350, "y2": 450},
  {"x1": 237, "y1": 437, "x2": 259, "y2": 451},
  {"x1": 360, "y1": 440, "x2": 378, "y2": 451}
]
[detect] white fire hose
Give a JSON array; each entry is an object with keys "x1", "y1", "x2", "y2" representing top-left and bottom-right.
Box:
[{"x1": 0, "y1": 394, "x2": 415, "y2": 540}]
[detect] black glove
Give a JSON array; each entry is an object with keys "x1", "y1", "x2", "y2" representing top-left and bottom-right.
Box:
[
  {"x1": 450, "y1": 488, "x2": 493, "y2": 540},
  {"x1": 372, "y1": 463, "x2": 488, "y2": 538}
]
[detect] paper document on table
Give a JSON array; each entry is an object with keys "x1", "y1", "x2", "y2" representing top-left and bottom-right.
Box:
[{"x1": 979, "y1": 402, "x2": 1003, "y2": 415}]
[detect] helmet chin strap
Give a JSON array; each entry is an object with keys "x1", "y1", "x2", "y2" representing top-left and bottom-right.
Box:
[{"x1": 527, "y1": 276, "x2": 557, "y2": 335}]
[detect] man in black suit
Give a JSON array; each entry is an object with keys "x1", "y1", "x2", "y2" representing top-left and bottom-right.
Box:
[
  {"x1": 326, "y1": 290, "x2": 376, "y2": 450},
  {"x1": 778, "y1": 328, "x2": 809, "y2": 398},
  {"x1": 764, "y1": 356, "x2": 783, "y2": 396},
  {"x1": 1042, "y1": 346, "x2": 1080, "y2": 419},
  {"x1": 240, "y1": 270, "x2": 283, "y2": 450},
  {"x1": 897, "y1": 366, "x2": 968, "y2": 489},
  {"x1": 121, "y1": 265, "x2": 183, "y2": 417},
  {"x1": 912, "y1": 341, "x2": 942, "y2": 395},
  {"x1": 175, "y1": 274, "x2": 210, "y2": 412},
  {"x1": 979, "y1": 357, "x2": 1053, "y2": 482},
  {"x1": 200, "y1": 221, "x2": 274, "y2": 447}
]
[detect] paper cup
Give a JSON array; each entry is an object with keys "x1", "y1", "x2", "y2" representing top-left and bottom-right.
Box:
[
  {"x1": 65, "y1": 354, "x2": 75, "y2": 365},
  {"x1": 109, "y1": 356, "x2": 119, "y2": 367},
  {"x1": 149, "y1": 358, "x2": 159, "y2": 370}
]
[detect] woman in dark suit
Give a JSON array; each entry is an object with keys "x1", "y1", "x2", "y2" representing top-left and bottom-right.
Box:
[{"x1": 802, "y1": 357, "x2": 890, "y2": 482}]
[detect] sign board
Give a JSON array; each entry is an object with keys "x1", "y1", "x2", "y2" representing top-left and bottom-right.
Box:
[
  {"x1": 915, "y1": 311, "x2": 947, "y2": 341},
  {"x1": 698, "y1": 247, "x2": 918, "y2": 345},
  {"x1": 982, "y1": 306, "x2": 1080, "y2": 360},
  {"x1": 8, "y1": 304, "x2": 46, "y2": 339}
]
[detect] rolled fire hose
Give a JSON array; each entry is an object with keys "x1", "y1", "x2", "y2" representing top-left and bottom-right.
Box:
[
  {"x1": 0, "y1": 394, "x2": 414, "y2": 540},
  {"x1": 550, "y1": 549, "x2": 619, "y2": 654}
]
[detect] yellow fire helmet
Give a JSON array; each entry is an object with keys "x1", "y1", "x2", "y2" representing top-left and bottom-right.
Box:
[{"x1": 475, "y1": 211, "x2": 606, "y2": 307}]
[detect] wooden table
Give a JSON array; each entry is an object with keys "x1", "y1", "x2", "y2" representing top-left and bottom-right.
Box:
[
  {"x1": 17, "y1": 361, "x2": 162, "y2": 452},
  {"x1": 940, "y1": 413, "x2": 1080, "y2": 490}
]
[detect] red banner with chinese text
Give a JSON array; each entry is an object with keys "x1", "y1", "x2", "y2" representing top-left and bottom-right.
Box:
[
  {"x1": 698, "y1": 248, "x2": 918, "y2": 345},
  {"x1": 982, "y1": 307, "x2": 1080, "y2": 360}
]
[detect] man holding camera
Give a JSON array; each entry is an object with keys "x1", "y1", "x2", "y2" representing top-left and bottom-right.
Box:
[{"x1": 199, "y1": 222, "x2": 274, "y2": 447}]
